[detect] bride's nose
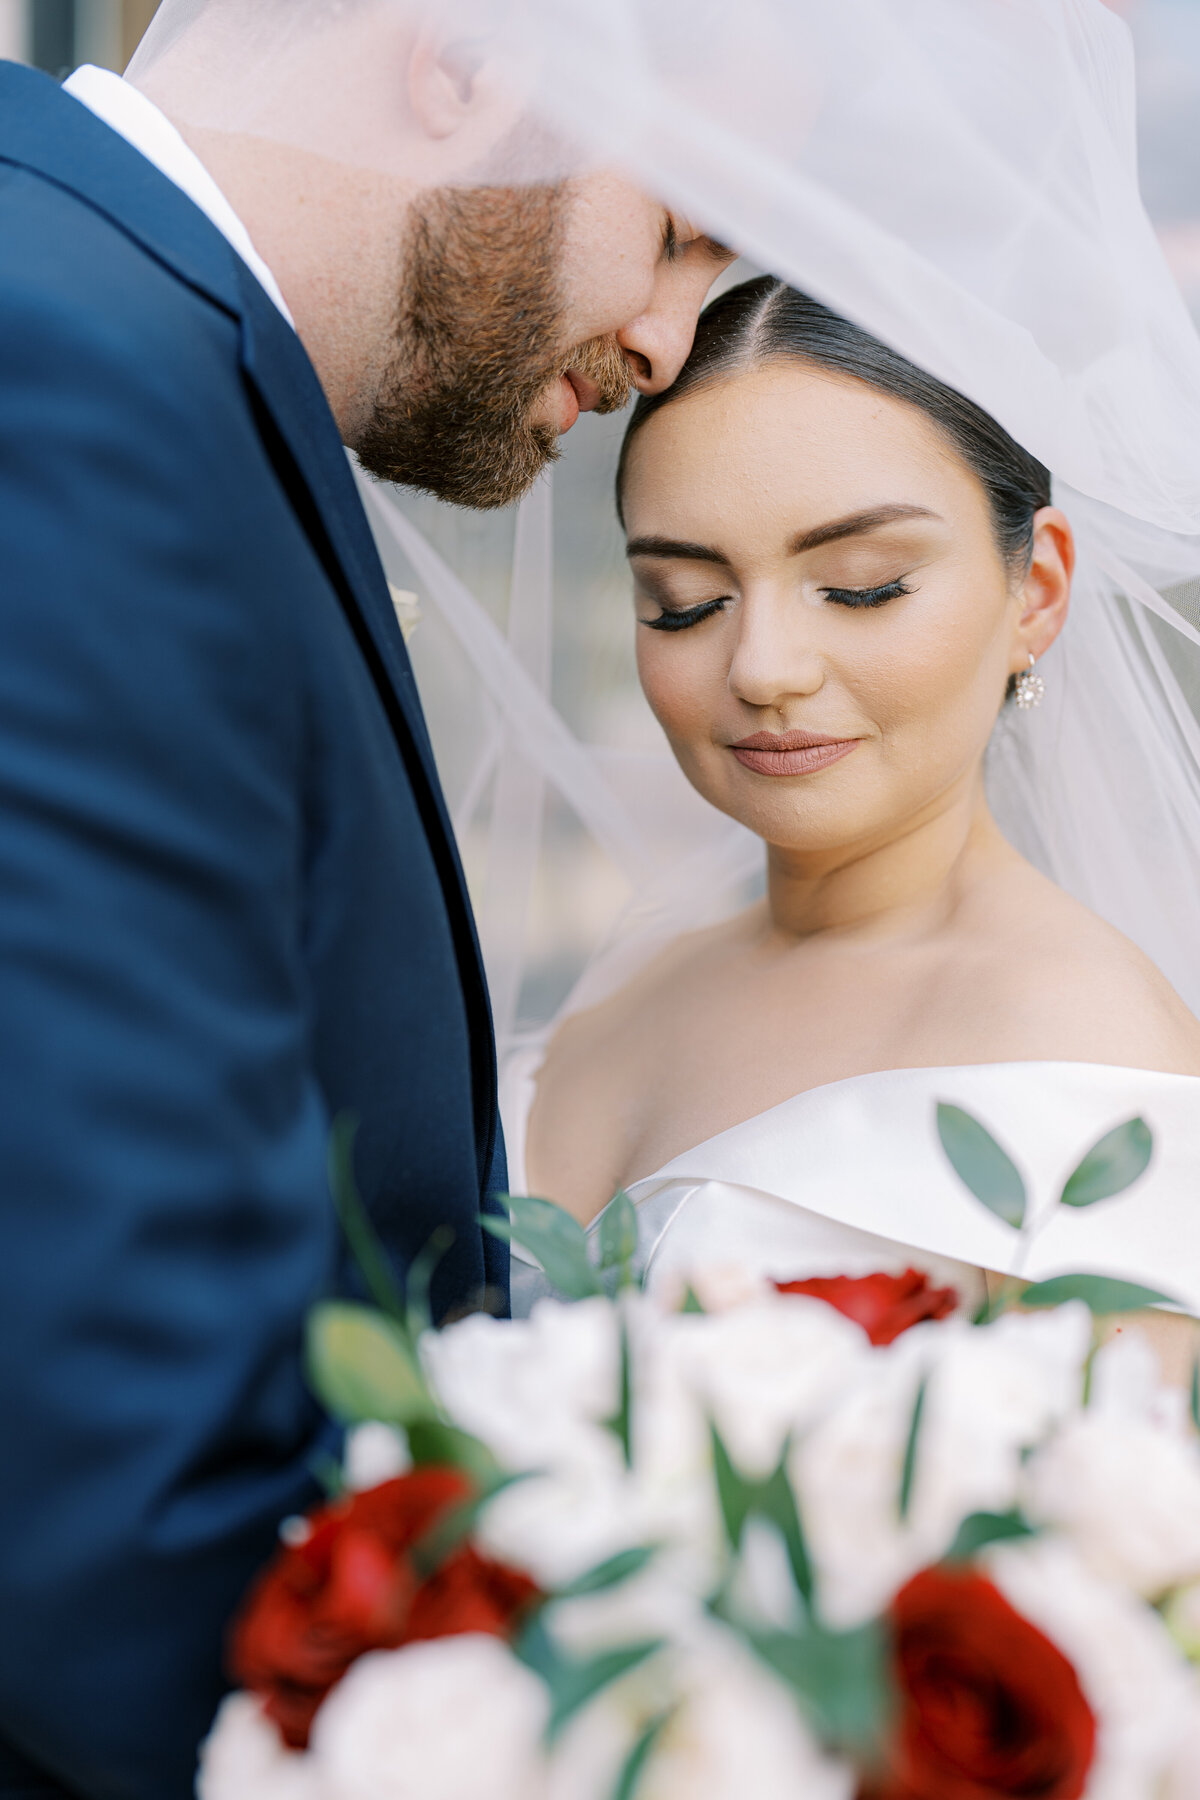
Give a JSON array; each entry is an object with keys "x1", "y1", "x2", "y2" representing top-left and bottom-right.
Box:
[{"x1": 726, "y1": 600, "x2": 825, "y2": 708}]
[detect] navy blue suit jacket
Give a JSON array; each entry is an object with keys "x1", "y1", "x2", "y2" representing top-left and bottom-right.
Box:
[{"x1": 0, "y1": 63, "x2": 507, "y2": 1800}]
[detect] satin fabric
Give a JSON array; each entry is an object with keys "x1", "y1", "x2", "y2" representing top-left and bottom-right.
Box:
[{"x1": 509, "y1": 1061, "x2": 1200, "y2": 1317}]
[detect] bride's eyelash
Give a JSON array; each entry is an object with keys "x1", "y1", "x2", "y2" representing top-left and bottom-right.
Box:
[
  {"x1": 822, "y1": 579, "x2": 912, "y2": 609},
  {"x1": 643, "y1": 597, "x2": 729, "y2": 632}
]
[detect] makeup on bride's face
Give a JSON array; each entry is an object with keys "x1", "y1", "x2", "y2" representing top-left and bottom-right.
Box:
[{"x1": 621, "y1": 360, "x2": 1020, "y2": 854}]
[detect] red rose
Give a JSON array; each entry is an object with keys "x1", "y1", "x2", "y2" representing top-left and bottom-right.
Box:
[
  {"x1": 863, "y1": 1565, "x2": 1096, "y2": 1800},
  {"x1": 775, "y1": 1269, "x2": 958, "y2": 1346},
  {"x1": 229, "y1": 1467, "x2": 540, "y2": 1749}
]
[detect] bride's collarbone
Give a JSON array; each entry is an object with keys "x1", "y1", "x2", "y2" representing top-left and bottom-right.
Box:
[{"x1": 529, "y1": 907, "x2": 1200, "y2": 1222}]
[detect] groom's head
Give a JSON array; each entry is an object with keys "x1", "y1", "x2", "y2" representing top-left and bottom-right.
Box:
[{"x1": 130, "y1": 0, "x2": 734, "y2": 507}]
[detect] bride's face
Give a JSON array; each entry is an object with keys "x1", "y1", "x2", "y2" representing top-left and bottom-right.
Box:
[{"x1": 622, "y1": 361, "x2": 1068, "y2": 855}]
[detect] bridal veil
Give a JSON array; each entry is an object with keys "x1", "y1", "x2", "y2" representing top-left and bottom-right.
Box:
[{"x1": 132, "y1": 0, "x2": 1200, "y2": 1049}]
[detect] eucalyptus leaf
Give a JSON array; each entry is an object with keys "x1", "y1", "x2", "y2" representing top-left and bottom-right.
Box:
[
  {"x1": 1059, "y1": 1116, "x2": 1153, "y2": 1207},
  {"x1": 413, "y1": 1473, "x2": 530, "y2": 1577},
  {"x1": 936, "y1": 1103, "x2": 1026, "y2": 1228},
  {"x1": 482, "y1": 1194, "x2": 603, "y2": 1300},
  {"x1": 405, "y1": 1418, "x2": 505, "y2": 1490},
  {"x1": 404, "y1": 1224, "x2": 456, "y2": 1336},
  {"x1": 604, "y1": 1318, "x2": 634, "y2": 1468},
  {"x1": 597, "y1": 1190, "x2": 639, "y2": 1278},
  {"x1": 327, "y1": 1115, "x2": 408, "y2": 1322},
  {"x1": 305, "y1": 1300, "x2": 431, "y2": 1426},
  {"x1": 944, "y1": 1509, "x2": 1036, "y2": 1562},
  {"x1": 749, "y1": 1620, "x2": 892, "y2": 1756},
  {"x1": 710, "y1": 1426, "x2": 814, "y2": 1612},
  {"x1": 898, "y1": 1376, "x2": 927, "y2": 1522},
  {"x1": 610, "y1": 1710, "x2": 674, "y2": 1800},
  {"x1": 1020, "y1": 1273, "x2": 1175, "y2": 1313},
  {"x1": 557, "y1": 1545, "x2": 658, "y2": 1599},
  {"x1": 516, "y1": 1617, "x2": 664, "y2": 1743}
]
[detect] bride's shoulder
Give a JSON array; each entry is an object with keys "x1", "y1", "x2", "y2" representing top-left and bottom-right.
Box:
[{"x1": 960, "y1": 862, "x2": 1200, "y2": 1075}]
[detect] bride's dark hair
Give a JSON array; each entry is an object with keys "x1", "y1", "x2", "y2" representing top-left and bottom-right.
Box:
[{"x1": 617, "y1": 276, "x2": 1051, "y2": 576}]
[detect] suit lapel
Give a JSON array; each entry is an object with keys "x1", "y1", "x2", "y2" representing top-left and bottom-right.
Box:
[
  {"x1": 233, "y1": 270, "x2": 500, "y2": 1170},
  {"x1": 232, "y1": 263, "x2": 449, "y2": 814}
]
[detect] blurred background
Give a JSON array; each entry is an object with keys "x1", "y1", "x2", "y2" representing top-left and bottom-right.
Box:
[
  {"x1": 3, "y1": 0, "x2": 1199, "y2": 1033},
  {"x1": 0, "y1": 0, "x2": 157, "y2": 73}
]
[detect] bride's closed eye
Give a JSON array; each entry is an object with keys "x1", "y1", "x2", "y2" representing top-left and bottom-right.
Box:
[
  {"x1": 641, "y1": 597, "x2": 730, "y2": 632},
  {"x1": 821, "y1": 578, "x2": 913, "y2": 609},
  {"x1": 642, "y1": 576, "x2": 913, "y2": 631}
]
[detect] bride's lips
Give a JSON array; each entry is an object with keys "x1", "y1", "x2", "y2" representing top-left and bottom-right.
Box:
[{"x1": 729, "y1": 729, "x2": 862, "y2": 776}]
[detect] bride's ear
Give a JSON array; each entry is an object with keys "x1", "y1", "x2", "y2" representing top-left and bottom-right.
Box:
[{"x1": 1012, "y1": 505, "x2": 1073, "y2": 669}]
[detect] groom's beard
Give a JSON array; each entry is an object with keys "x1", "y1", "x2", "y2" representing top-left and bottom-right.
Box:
[{"x1": 355, "y1": 183, "x2": 632, "y2": 509}]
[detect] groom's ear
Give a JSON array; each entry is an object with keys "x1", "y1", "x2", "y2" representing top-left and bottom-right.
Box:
[{"x1": 408, "y1": 27, "x2": 495, "y2": 139}]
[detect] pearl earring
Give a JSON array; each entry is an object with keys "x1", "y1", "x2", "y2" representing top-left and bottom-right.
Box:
[{"x1": 1014, "y1": 653, "x2": 1045, "y2": 711}]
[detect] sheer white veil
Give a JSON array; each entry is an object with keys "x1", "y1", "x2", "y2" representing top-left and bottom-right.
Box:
[{"x1": 134, "y1": 0, "x2": 1200, "y2": 1059}]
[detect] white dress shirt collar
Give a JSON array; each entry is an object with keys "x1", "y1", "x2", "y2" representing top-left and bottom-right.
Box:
[{"x1": 62, "y1": 64, "x2": 296, "y2": 330}]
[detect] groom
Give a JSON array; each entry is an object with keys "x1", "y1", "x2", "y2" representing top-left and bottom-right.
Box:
[{"x1": 0, "y1": 3, "x2": 731, "y2": 1795}]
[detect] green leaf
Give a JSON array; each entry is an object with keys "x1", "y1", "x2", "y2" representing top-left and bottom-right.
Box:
[
  {"x1": 412, "y1": 1472, "x2": 531, "y2": 1578},
  {"x1": 515, "y1": 1616, "x2": 663, "y2": 1742},
  {"x1": 328, "y1": 1115, "x2": 407, "y2": 1323},
  {"x1": 305, "y1": 1300, "x2": 432, "y2": 1426},
  {"x1": 1059, "y1": 1116, "x2": 1153, "y2": 1208},
  {"x1": 681, "y1": 1286, "x2": 706, "y2": 1315},
  {"x1": 710, "y1": 1426, "x2": 814, "y2": 1613},
  {"x1": 944, "y1": 1509, "x2": 1036, "y2": 1562},
  {"x1": 610, "y1": 1710, "x2": 674, "y2": 1800},
  {"x1": 711, "y1": 1422, "x2": 757, "y2": 1551},
  {"x1": 556, "y1": 1545, "x2": 658, "y2": 1600},
  {"x1": 482, "y1": 1194, "x2": 603, "y2": 1300},
  {"x1": 405, "y1": 1418, "x2": 505, "y2": 1490},
  {"x1": 604, "y1": 1317, "x2": 634, "y2": 1468},
  {"x1": 1020, "y1": 1273, "x2": 1176, "y2": 1313},
  {"x1": 936, "y1": 1103, "x2": 1026, "y2": 1228},
  {"x1": 403, "y1": 1224, "x2": 456, "y2": 1336},
  {"x1": 1191, "y1": 1356, "x2": 1200, "y2": 1434},
  {"x1": 597, "y1": 1191, "x2": 639, "y2": 1281},
  {"x1": 755, "y1": 1461, "x2": 815, "y2": 1613},
  {"x1": 749, "y1": 1619, "x2": 892, "y2": 1756},
  {"x1": 307, "y1": 1451, "x2": 346, "y2": 1499},
  {"x1": 898, "y1": 1375, "x2": 927, "y2": 1522}
]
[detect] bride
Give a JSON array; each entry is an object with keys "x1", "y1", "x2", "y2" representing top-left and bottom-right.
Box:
[
  {"x1": 355, "y1": 0, "x2": 1200, "y2": 1355},
  {"x1": 511, "y1": 280, "x2": 1200, "y2": 1346}
]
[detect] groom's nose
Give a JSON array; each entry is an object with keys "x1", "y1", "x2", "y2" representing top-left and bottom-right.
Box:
[{"x1": 617, "y1": 254, "x2": 733, "y2": 395}]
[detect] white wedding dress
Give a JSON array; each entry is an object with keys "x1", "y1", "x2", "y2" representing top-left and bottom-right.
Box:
[{"x1": 505, "y1": 1054, "x2": 1200, "y2": 1319}]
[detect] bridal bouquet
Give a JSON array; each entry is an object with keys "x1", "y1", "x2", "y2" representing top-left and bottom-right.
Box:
[{"x1": 201, "y1": 1117, "x2": 1200, "y2": 1800}]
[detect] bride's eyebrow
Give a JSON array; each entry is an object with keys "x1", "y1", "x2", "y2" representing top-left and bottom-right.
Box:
[
  {"x1": 626, "y1": 537, "x2": 730, "y2": 565},
  {"x1": 788, "y1": 504, "x2": 941, "y2": 554}
]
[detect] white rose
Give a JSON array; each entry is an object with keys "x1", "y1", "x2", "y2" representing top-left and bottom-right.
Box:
[
  {"x1": 198, "y1": 1693, "x2": 327, "y2": 1800},
  {"x1": 987, "y1": 1538, "x2": 1196, "y2": 1800},
  {"x1": 798, "y1": 1306, "x2": 1092, "y2": 1627},
  {"x1": 477, "y1": 1462, "x2": 654, "y2": 1591},
  {"x1": 640, "y1": 1294, "x2": 868, "y2": 1482},
  {"x1": 1161, "y1": 1697, "x2": 1200, "y2": 1800},
  {"x1": 342, "y1": 1421, "x2": 410, "y2": 1492},
  {"x1": 1023, "y1": 1410, "x2": 1200, "y2": 1596},
  {"x1": 549, "y1": 1625, "x2": 853, "y2": 1800},
  {"x1": 311, "y1": 1637, "x2": 550, "y2": 1800},
  {"x1": 421, "y1": 1298, "x2": 623, "y2": 1479}
]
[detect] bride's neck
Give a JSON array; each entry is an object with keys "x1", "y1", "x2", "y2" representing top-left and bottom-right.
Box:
[{"x1": 763, "y1": 775, "x2": 1012, "y2": 944}]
